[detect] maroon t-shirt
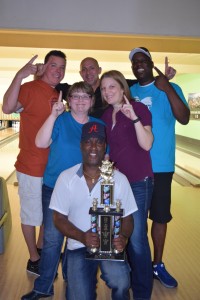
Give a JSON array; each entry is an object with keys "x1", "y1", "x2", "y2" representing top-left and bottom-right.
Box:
[{"x1": 101, "y1": 100, "x2": 153, "y2": 182}]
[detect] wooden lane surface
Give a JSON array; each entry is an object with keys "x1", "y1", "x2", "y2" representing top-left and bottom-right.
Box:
[
  {"x1": 0, "y1": 182, "x2": 199, "y2": 299},
  {"x1": 0, "y1": 127, "x2": 19, "y2": 142},
  {"x1": 0, "y1": 128, "x2": 19, "y2": 180}
]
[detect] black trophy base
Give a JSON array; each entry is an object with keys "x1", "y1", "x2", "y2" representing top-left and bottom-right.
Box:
[{"x1": 85, "y1": 250, "x2": 126, "y2": 261}]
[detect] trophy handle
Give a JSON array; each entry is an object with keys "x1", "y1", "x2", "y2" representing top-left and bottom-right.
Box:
[
  {"x1": 113, "y1": 215, "x2": 121, "y2": 254},
  {"x1": 89, "y1": 213, "x2": 98, "y2": 253}
]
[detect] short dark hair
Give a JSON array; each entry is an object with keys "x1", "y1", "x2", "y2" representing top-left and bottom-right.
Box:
[{"x1": 44, "y1": 50, "x2": 66, "y2": 64}]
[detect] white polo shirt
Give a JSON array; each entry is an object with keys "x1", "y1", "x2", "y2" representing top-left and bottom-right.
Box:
[{"x1": 50, "y1": 163, "x2": 138, "y2": 250}]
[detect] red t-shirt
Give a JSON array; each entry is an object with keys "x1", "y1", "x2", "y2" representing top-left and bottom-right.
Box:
[{"x1": 15, "y1": 79, "x2": 59, "y2": 177}]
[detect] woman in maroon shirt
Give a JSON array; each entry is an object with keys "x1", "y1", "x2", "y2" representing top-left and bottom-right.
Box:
[{"x1": 100, "y1": 70, "x2": 154, "y2": 300}]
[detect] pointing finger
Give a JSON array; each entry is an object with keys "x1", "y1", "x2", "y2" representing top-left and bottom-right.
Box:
[
  {"x1": 58, "y1": 91, "x2": 63, "y2": 102},
  {"x1": 27, "y1": 55, "x2": 38, "y2": 65},
  {"x1": 154, "y1": 66, "x2": 163, "y2": 76},
  {"x1": 165, "y1": 56, "x2": 169, "y2": 72},
  {"x1": 123, "y1": 94, "x2": 130, "y2": 104}
]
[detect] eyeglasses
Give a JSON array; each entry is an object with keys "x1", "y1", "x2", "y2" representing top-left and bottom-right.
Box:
[{"x1": 70, "y1": 94, "x2": 92, "y2": 101}]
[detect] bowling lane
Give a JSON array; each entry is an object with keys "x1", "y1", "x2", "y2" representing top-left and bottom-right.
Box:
[
  {"x1": 176, "y1": 149, "x2": 200, "y2": 178},
  {"x1": 0, "y1": 133, "x2": 19, "y2": 180},
  {"x1": 0, "y1": 127, "x2": 19, "y2": 143}
]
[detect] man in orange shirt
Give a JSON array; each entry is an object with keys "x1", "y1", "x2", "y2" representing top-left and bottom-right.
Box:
[{"x1": 3, "y1": 50, "x2": 66, "y2": 275}]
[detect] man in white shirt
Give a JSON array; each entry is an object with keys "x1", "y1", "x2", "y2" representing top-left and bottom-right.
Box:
[{"x1": 50, "y1": 121, "x2": 138, "y2": 300}]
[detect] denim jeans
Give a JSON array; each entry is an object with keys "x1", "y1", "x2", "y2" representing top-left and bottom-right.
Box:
[
  {"x1": 66, "y1": 247, "x2": 131, "y2": 300},
  {"x1": 128, "y1": 177, "x2": 154, "y2": 300},
  {"x1": 34, "y1": 184, "x2": 64, "y2": 295}
]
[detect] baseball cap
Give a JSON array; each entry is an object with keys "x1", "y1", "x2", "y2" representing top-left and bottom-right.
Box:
[
  {"x1": 81, "y1": 122, "x2": 106, "y2": 141},
  {"x1": 129, "y1": 47, "x2": 152, "y2": 61}
]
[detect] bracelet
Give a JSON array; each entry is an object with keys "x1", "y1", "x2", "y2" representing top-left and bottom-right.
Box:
[{"x1": 132, "y1": 117, "x2": 140, "y2": 124}]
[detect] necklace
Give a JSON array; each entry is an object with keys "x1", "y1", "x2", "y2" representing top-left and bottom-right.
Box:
[{"x1": 83, "y1": 170, "x2": 100, "y2": 184}]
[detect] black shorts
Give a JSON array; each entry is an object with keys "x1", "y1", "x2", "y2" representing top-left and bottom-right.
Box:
[{"x1": 149, "y1": 172, "x2": 174, "y2": 223}]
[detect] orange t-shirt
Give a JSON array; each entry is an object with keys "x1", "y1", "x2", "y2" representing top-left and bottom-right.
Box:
[{"x1": 15, "y1": 79, "x2": 59, "y2": 177}]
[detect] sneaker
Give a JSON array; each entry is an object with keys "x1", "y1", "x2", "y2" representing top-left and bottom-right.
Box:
[
  {"x1": 21, "y1": 290, "x2": 51, "y2": 299},
  {"x1": 26, "y1": 259, "x2": 40, "y2": 276},
  {"x1": 153, "y1": 262, "x2": 178, "y2": 288}
]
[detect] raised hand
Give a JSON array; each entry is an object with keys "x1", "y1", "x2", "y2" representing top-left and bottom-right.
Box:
[
  {"x1": 17, "y1": 55, "x2": 39, "y2": 80},
  {"x1": 51, "y1": 91, "x2": 65, "y2": 117},
  {"x1": 35, "y1": 55, "x2": 55, "y2": 78},
  {"x1": 165, "y1": 57, "x2": 176, "y2": 80},
  {"x1": 154, "y1": 66, "x2": 171, "y2": 92},
  {"x1": 35, "y1": 63, "x2": 46, "y2": 77},
  {"x1": 120, "y1": 95, "x2": 137, "y2": 120}
]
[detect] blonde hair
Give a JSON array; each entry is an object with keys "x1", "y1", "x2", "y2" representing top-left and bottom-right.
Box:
[{"x1": 100, "y1": 70, "x2": 131, "y2": 104}]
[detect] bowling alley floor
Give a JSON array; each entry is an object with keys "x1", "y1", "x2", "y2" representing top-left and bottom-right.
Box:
[
  {"x1": 0, "y1": 174, "x2": 199, "y2": 300},
  {"x1": 0, "y1": 130, "x2": 200, "y2": 299}
]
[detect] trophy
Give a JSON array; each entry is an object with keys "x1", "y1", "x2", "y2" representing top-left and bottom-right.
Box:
[{"x1": 86, "y1": 160, "x2": 125, "y2": 261}]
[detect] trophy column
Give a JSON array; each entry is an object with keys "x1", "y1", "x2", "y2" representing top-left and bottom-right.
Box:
[{"x1": 86, "y1": 160, "x2": 125, "y2": 261}]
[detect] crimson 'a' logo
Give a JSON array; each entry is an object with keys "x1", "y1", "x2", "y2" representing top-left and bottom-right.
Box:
[{"x1": 88, "y1": 125, "x2": 98, "y2": 133}]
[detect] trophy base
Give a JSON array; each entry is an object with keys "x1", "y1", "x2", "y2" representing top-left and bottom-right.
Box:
[{"x1": 85, "y1": 250, "x2": 126, "y2": 261}]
